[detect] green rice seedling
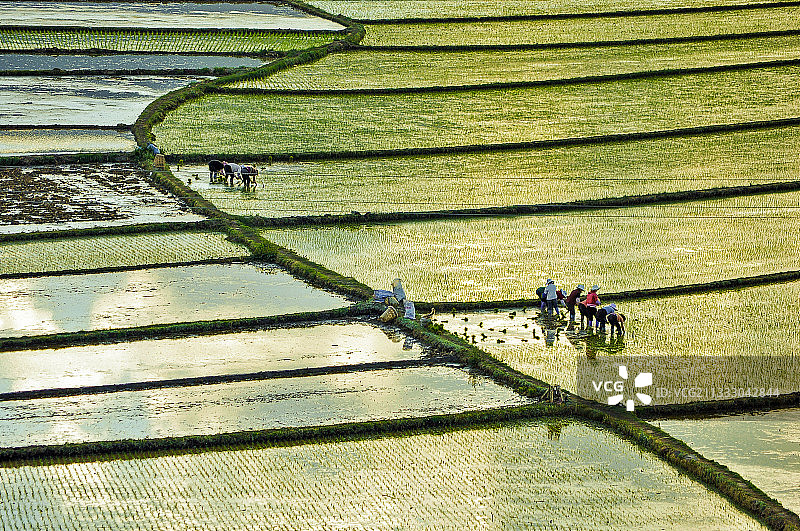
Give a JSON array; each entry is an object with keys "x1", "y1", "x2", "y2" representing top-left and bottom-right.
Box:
[
  {"x1": 174, "y1": 124, "x2": 800, "y2": 217},
  {"x1": 0, "y1": 29, "x2": 337, "y2": 54},
  {"x1": 0, "y1": 420, "x2": 765, "y2": 528},
  {"x1": 229, "y1": 38, "x2": 800, "y2": 90},
  {"x1": 154, "y1": 66, "x2": 800, "y2": 155},
  {"x1": 361, "y1": 8, "x2": 800, "y2": 47},
  {"x1": 308, "y1": 0, "x2": 751, "y2": 20},
  {"x1": 0, "y1": 232, "x2": 246, "y2": 276},
  {"x1": 262, "y1": 191, "x2": 800, "y2": 302}
]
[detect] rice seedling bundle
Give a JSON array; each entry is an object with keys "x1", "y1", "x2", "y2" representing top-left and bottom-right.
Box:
[
  {"x1": 262, "y1": 192, "x2": 800, "y2": 302},
  {"x1": 230, "y1": 38, "x2": 800, "y2": 90},
  {"x1": 154, "y1": 66, "x2": 800, "y2": 155},
  {"x1": 0, "y1": 29, "x2": 336, "y2": 54},
  {"x1": 309, "y1": 0, "x2": 751, "y2": 20},
  {"x1": 0, "y1": 232, "x2": 245, "y2": 276},
  {"x1": 0, "y1": 420, "x2": 764, "y2": 528},
  {"x1": 362, "y1": 8, "x2": 800, "y2": 47}
]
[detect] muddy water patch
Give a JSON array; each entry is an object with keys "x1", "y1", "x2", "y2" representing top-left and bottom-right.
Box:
[
  {"x1": 0, "y1": 262, "x2": 347, "y2": 337},
  {"x1": 0, "y1": 54, "x2": 265, "y2": 71},
  {"x1": 0, "y1": 164, "x2": 203, "y2": 232},
  {"x1": 0, "y1": 321, "x2": 430, "y2": 393},
  {"x1": 0, "y1": 129, "x2": 135, "y2": 156},
  {"x1": 0, "y1": 366, "x2": 529, "y2": 447},
  {"x1": 657, "y1": 409, "x2": 800, "y2": 515},
  {"x1": 0, "y1": 76, "x2": 204, "y2": 126}
]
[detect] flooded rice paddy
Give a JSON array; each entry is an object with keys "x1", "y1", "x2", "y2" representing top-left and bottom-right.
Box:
[
  {"x1": 0, "y1": 321, "x2": 429, "y2": 393},
  {"x1": 0, "y1": 75, "x2": 204, "y2": 126},
  {"x1": 435, "y1": 281, "x2": 800, "y2": 401},
  {"x1": 0, "y1": 262, "x2": 347, "y2": 337},
  {"x1": 0, "y1": 232, "x2": 246, "y2": 276},
  {"x1": 657, "y1": 409, "x2": 800, "y2": 515},
  {"x1": 2, "y1": 2, "x2": 344, "y2": 30},
  {"x1": 0, "y1": 53, "x2": 265, "y2": 72},
  {"x1": 0, "y1": 366, "x2": 529, "y2": 447},
  {"x1": 175, "y1": 125, "x2": 800, "y2": 217},
  {"x1": 0, "y1": 164, "x2": 204, "y2": 233},
  {"x1": 0, "y1": 419, "x2": 765, "y2": 529},
  {"x1": 262, "y1": 192, "x2": 800, "y2": 302},
  {"x1": 0, "y1": 129, "x2": 136, "y2": 156}
]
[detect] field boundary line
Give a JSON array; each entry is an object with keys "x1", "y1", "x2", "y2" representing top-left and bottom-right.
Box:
[
  {"x1": 0, "y1": 305, "x2": 374, "y2": 352},
  {"x1": 409, "y1": 270, "x2": 800, "y2": 311},
  {"x1": 163, "y1": 116, "x2": 800, "y2": 163},
  {"x1": 238, "y1": 179, "x2": 800, "y2": 227},
  {"x1": 217, "y1": 58, "x2": 800, "y2": 95},
  {"x1": 359, "y1": 28, "x2": 800, "y2": 51},
  {"x1": 0, "y1": 256, "x2": 251, "y2": 281},
  {"x1": 356, "y1": 0, "x2": 800, "y2": 23},
  {"x1": 636, "y1": 391, "x2": 800, "y2": 418},
  {"x1": 0, "y1": 220, "x2": 223, "y2": 244},
  {"x1": 0, "y1": 357, "x2": 459, "y2": 402}
]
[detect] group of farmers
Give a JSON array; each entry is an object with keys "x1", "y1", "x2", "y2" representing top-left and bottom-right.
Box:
[
  {"x1": 537, "y1": 280, "x2": 625, "y2": 335},
  {"x1": 208, "y1": 160, "x2": 258, "y2": 191}
]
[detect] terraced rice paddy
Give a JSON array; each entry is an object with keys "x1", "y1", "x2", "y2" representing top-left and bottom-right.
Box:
[
  {"x1": 0, "y1": 262, "x2": 347, "y2": 337},
  {"x1": 0, "y1": 232, "x2": 245, "y2": 276},
  {"x1": 657, "y1": 409, "x2": 800, "y2": 515},
  {"x1": 309, "y1": 0, "x2": 755, "y2": 19},
  {"x1": 435, "y1": 281, "x2": 800, "y2": 397},
  {"x1": 0, "y1": 129, "x2": 136, "y2": 156},
  {"x1": 155, "y1": 65, "x2": 800, "y2": 155},
  {"x1": 0, "y1": 366, "x2": 529, "y2": 447},
  {"x1": 0, "y1": 53, "x2": 265, "y2": 72},
  {"x1": 175, "y1": 126, "x2": 800, "y2": 217},
  {"x1": 0, "y1": 76, "x2": 205, "y2": 126},
  {"x1": 3, "y1": 1, "x2": 344, "y2": 30},
  {"x1": 361, "y1": 7, "x2": 800, "y2": 47},
  {"x1": 262, "y1": 191, "x2": 800, "y2": 302},
  {"x1": 0, "y1": 321, "x2": 428, "y2": 393},
  {"x1": 230, "y1": 38, "x2": 800, "y2": 90},
  {"x1": 0, "y1": 420, "x2": 765, "y2": 529},
  {"x1": 0, "y1": 29, "x2": 338, "y2": 54},
  {"x1": 0, "y1": 164, "x2": 204, "y2": 233}
]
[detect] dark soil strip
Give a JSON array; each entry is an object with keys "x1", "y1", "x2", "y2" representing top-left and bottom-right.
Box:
[
  {"x1": 0, "y1": 305, "x2": 371, "y2": 352},
  {"x1": 412, "y1": 270, "x2": 800, "y2": 312},
  {"x1": 637, "y1": 392, "x2": 800, "y2": 418},
  {"x1": 219, "y1": 58, "x2": 800, "y2": 96},
  {"x1": 0, "y1": 357, "x2": 459, "y2": 402},
  {"x1": 238, "y1": 179, "x2": 800, "y2": 228},
  {"x1": 0, "y1": 220, "x2": 221, "y2": 244},
  {"x1": 167, "y1": 116, "x2": 800, "y2": 163},
  {"x1": 358, "y1": 0, "x2": 800, "y2": 23},
  {"x1": 360, "y1": 28, "x2": 800, "y2": 52},
  {"x1": 0, "y1": 256, "x2": 250, "y2": 281}
]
